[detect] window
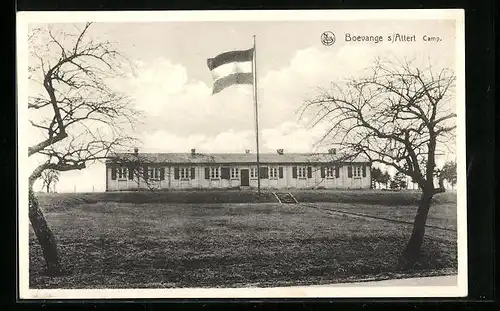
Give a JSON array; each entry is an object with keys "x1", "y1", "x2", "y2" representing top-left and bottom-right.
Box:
[
  {"x1": 269, "y1": 166, "x2": 278, "y2": 179},
  {"x1": 180, "y1": 167, "x2": 190, "y2": 179},
  {"x1": 148, "y1": 167, "x2": 161, "y2": 179},
  {"x1": 250, "y1": 167, "x2": 258, "y2": 178},
  {"x1": 117, "y1": 167, "x2": 128, "y2": 179},
  {"x1": 231, "y1": 167, "x2": 239, "y2": 179},
  {"x1": 297, "y1": 166, "x2": 307, "y2": 178},
  {"x1": 326, "y1": 167, "x2": 334, "y2": 178},
  {"x1": 210, "y1": 167, "x2": 220, "y2": 179},
  {"x1": 353, "y1": 166, "x2": 362, "y2": 178}
]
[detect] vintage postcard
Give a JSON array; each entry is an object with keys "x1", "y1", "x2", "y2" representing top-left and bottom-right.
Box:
[{"x1": 17, "y1": 9, "x2": 466, "y2": 299}]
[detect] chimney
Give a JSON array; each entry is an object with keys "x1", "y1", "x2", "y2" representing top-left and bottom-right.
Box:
[
  {"x1": 245, "y1": 149, "x2": 250, "y2": 154},
  {"x1": 191, "y1": 148, "x2": 196, "y2": 155},
  {"x1": 277, "y1": 149, "x2": 284, "y2": 155},
  {"x1": 328, "y1": 148, "x2": 336, "y2": 155},
  {"x1": 134, "y1": 147, "x2": 139, "y2": 155}
]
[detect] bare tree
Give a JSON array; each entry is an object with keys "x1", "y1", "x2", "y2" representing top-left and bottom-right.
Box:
[
  {"x1": 301, "y1": 57, "x2": 456, "y2": 265},
  {"x1": 28, "y1": 23, "x2": 141, "y2": 275},
  {"x1": 40, "y1": 169, "x2": 60, "y2": 193}
]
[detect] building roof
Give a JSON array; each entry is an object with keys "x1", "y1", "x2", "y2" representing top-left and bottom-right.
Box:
[{"x1": 106, "y1": 152, "x2": 370, "y2": 165}]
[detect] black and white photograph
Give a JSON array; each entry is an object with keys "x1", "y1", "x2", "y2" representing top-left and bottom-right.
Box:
[{"x1": 17, "y1": 10, "x2": 467, "y2": 298}]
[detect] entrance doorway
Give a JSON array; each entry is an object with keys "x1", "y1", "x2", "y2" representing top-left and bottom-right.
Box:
[{"x1": 240, "y1": 169, "x2": 249, "y2": 186}]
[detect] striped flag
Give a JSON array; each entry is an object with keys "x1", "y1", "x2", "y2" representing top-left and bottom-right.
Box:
[
  {"x1": 206, "y1": 38, "x2": 262, "y2": 194},
  {"x1": 207, "y1": 48, "x2": 254, "y2": 94}
]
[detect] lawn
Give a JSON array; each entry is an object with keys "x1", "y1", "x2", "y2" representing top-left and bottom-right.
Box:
[
  {"x1": 308, "y1": 202, "x2": 457, "y2": 231},
  {"x1": 29, "y1": 190, "x2": 458, "y2": 289},
  {"x1": 34, "y1": 188, "x2": 456, "y2": 206},
  {"x1": 292, "y1": 189, "x2": 457, "y2": 206}
]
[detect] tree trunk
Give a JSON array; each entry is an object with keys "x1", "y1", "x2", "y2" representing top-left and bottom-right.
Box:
[
  {"x1": 29, "y1": 186, "x2": 63, "y2": 276},
  {"x1": 46, "y1": 183, "x2": 50, "y2": 193},
  {"x1": 401, "y1": 190, "x2": 433, "y2": 265}
]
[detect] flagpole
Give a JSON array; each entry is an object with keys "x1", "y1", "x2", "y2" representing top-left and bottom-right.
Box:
[{"x1": 252, "y1": 35, "x2": 261, "y2": 195}]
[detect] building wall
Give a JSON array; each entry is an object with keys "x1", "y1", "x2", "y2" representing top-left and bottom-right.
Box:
[{"x1": 105, "y1": 163, "x2": 371, "y2": 191}]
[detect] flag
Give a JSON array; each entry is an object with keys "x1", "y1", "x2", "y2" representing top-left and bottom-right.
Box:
[{"x1": 207, "y1": 48, "x2": 254, "y2": 94}]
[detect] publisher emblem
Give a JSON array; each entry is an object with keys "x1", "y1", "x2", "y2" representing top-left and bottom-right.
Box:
[{"x1": 321, "y1": 31, "x2": 336, "y2": 46}]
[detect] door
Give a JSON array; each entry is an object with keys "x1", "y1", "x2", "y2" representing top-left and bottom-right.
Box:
[{"x1": 241, "y1": 169, "x2": 249, "y2": 186}]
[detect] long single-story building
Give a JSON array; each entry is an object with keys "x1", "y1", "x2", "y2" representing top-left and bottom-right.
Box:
[{"x1": 105, "y1": 149, "x2": 371, "y2": 191}]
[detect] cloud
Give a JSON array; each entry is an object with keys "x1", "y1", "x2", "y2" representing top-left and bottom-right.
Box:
[
  {"x1": 120, "y1": 58, "x2": 192, "y2": 115},
  {"x1": 121, "y1": 45, "x2": 380, "y2": 141},
  {"x1": 139, "y1": 131, "x2": 206, "y2": 153},
  {"x1": 115, "y1": 58, "x2": 258, "y2": 137},
  {"x1": 140, "y1": 120, "x2": 330, "y2": 154},
  {"x1": 140, "y1": 129, "x2": 253, "y2": 154},
  {"x1": 119, "y1": 44, "x2": 436, "y2": 155},
  {"x1": 262, "y1": 121, "x2": 331, "y2": 153}
]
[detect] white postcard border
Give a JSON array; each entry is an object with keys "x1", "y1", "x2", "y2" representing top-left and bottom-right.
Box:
[{"x1": 17, "y1": 9, "x2": 467, "y2": 299}]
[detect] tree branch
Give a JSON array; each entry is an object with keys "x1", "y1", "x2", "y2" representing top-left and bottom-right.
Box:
[
  {"x1": 301, "y1": 57, "x2": 456, "y2": 193},
  {"x1": 28, "y1": 132, "x2": 68, "y2": 157}
]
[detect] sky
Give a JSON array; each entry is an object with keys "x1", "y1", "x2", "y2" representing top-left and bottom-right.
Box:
[{"x1": 26, "y1": 18, "x2": 459, "y2": 192}]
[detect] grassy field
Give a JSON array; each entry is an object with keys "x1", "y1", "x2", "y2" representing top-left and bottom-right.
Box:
[
  {"x1": 29, "y1": 190, "x2": 457, "y2": 289},
  {"x1": 292, "y1": 189, "x2": 456, "y2": 205},
  {"x1": 310, "y1": 202, "x2": 457, "y2": 230},
  {"x1": 35, "y1": 188, "x2": 456, "y2": 206}
]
